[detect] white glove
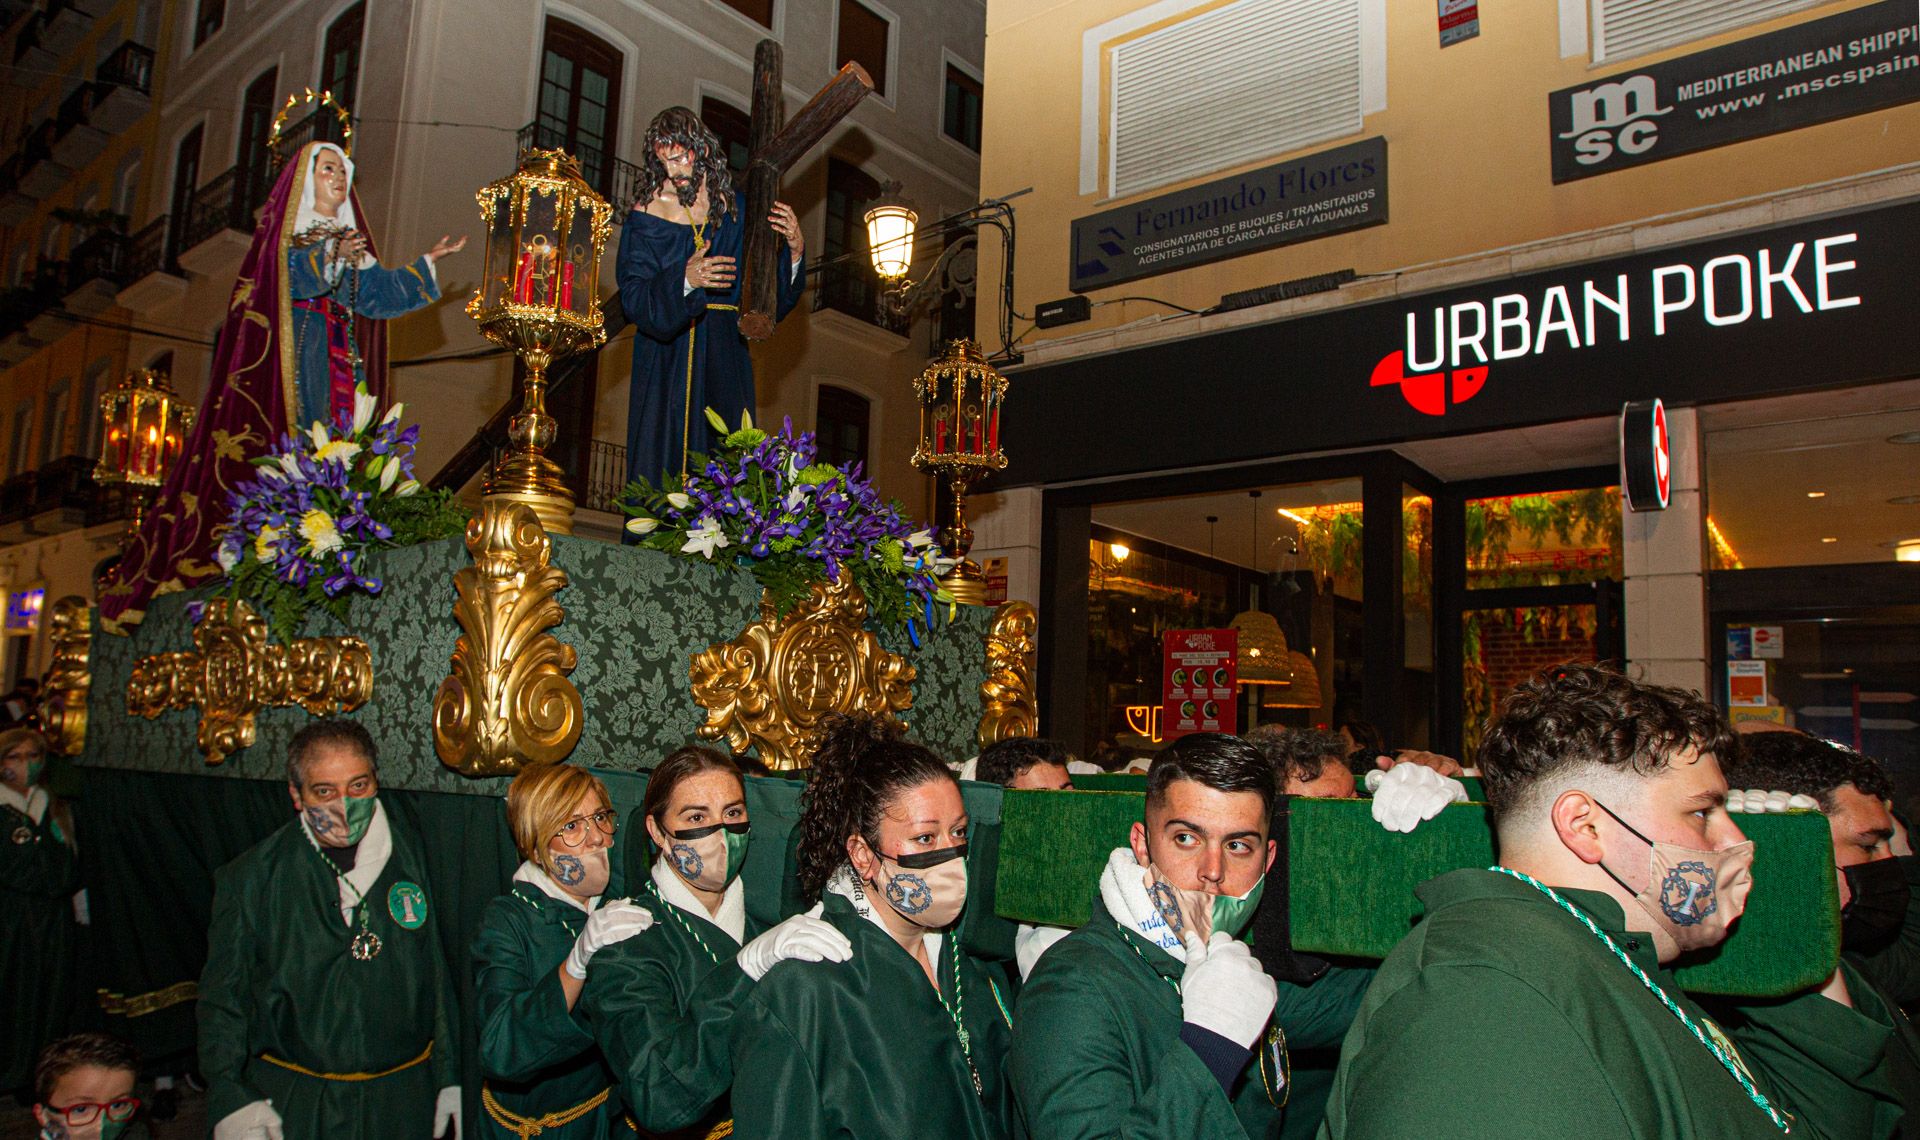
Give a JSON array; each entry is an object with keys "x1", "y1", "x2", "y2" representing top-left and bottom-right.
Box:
[
  {"x1": 1727, "y1": 788, "x2": 1820, "y2": 813},
  {"x1": 1368, "y1": 762, "x2": 1468, "y2": 833},
  {"x1": 564, "y1": 899, "x2": 654, "y2": 980},
  {"x1": 213, "y1": 1099, "x2": 283, "y2": 1140},
  {"x1": 738, "y1": 913, "x2": 854, "y2": 981},
  {"x1": 1179, "y1": 931, "x2": 1277, "y2": 1051},
  {"x1": 433, "y1": 1085, "x2": 460, "y2": 1138}
]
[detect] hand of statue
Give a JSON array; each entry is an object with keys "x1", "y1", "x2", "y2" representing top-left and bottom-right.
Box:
[
  {"x1": 337, "y1": 231, "x2": 369, "y2": 262},
  {"x1": 425, "y1": 234, "x2": 468, "y2": 263},
  {"x1": 770, "y1": 201, "x2": 804, "y2": 259},
  {"x1": 685, "y1": 248, "x2": 736, "y2": 291}
]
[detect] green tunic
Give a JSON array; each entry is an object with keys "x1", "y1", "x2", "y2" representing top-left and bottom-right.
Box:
[
  {"x1": 1847, "y1": 855, "x2": 1920, "y2": 1133},
  {"x1": 1007, "y1": 895, "x2": 1286, "y2": 1139},
  {"x1": 1319, "y1": 868, "x2": 1891, "y2": 1140},
  {"x1": 198, "y1": 806, "x2": 458, "y2": 1138},
  {"x1": 1267, "y1": 963, "x2": 1373, "y2": 1140},
  {"x1": 580, "y1": 875, "x2": 765, "y2": 1137},
  {"x1": 1718, "y1": 959, "x2": 1904, "y2": 1140},
  {"x1": 729, "y1": 891, "x2": 1015, "y2": 1139},
  {"x1": 0, "y1": 799, "x2": 77, "y2": 1092},
  {"x1": 472, "y1": 885, "x2": 628, "y2": 1139}
]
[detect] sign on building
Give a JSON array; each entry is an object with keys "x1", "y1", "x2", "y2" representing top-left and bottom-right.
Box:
[{"x1": 1550, "y1": 0, "x2": 1920, "y2": 183}]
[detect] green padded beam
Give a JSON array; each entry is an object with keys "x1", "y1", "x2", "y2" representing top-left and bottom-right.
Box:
[{"x1": 993, "y1": 789, "x2": 1839, "y2": 999}]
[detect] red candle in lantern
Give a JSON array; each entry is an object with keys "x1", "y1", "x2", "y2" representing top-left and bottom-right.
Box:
[
  {"x1": 559, "y1": 261, "x2": 575, "y2": 309},
  {"x1": 934, "y1": 413, "x2": 947, "y2": 455},
  {"x1": 513, "y1": 252, "x2": 534, "y2": 303},
  {"x1": 988, "y1": 404, "x2": 1000, "y2": 452}
]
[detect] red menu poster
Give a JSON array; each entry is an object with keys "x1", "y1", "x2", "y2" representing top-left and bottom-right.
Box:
[{"x1": 1162, "y1": 628, "x2": 1238, "y2": 740}]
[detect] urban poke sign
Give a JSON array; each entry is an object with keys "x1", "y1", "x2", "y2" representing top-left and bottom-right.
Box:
[
  {"x1": 1621, "y1": 398, "x2": 1671, "y2": 512},
  {"x1": 1551, "y1": 0, "x2": 1920, "y2": 183},
  {"x1": 1161, "y1": 629, "x2": 1237, "y2": 740}
]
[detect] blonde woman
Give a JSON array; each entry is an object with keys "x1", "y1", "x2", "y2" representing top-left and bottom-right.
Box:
[{"x1": 472, "y1": 763, "x2": 653, "y2": 1138}]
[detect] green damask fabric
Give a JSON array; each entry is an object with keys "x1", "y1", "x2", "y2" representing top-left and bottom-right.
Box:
[{"x1": 80, "y1": 538, "x2": 995, "y2": 794}]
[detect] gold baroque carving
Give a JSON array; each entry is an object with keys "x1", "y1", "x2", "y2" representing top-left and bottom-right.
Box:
[
  {"x1": 977, "y1": 601, "x2": 1039, "y2": 750},
  {"x1": 690, "y1": 571, "x2": 916, "y2": 772},
  {"x1": 433, "y1": 499, "x2": 583, "y2": 778},
  {"x1": 126, "y1": 598, "x2": 372, "y2": 765},
  {"x1": 41, "y1": 596, "x2": 92, "y2": 756}
]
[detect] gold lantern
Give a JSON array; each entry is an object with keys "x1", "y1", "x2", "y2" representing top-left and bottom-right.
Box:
[
  {"x1": 466, "y1": 148, "x2": 613, "y2": 535},
  {"x1": 95, "y1": 368, "x2": 195, "y2": 536},
  {"x1": 910, "y1": 339, "x2": 1007, "y2": 605}
]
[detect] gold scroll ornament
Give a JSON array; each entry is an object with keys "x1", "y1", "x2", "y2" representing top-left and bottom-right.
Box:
[
  {"x1": 126, "y1": 598, "x2": 372, "y2": 765},
  {"x1": 433, "y1": 499, "x2": 584, "y2": 778},
  {"x1": 690, "y1": 571, "x2": 916, "y2": 771},
  {"x1": 977, "y1": 601, "x2": 1038, "y2": 750},
  {"x1": 41, "y1": 596, "x2": 92, "y2": 756}
]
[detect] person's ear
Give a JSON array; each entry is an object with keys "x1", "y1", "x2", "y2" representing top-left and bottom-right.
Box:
[
  {"x1": 644, "y1": 814, "x2": 667, "y2": 852},
  {"x1": 30, "y1": 1105, "x2": 45, "y2": 1127},
  {"x1": 287, "y1": 782, "x2": 303, "y2": 812},
  {"x1": 847, "y1": 833, "x2": 877, "y2": 883},
  {"x1": 1128, "y1": 820, "x2": 1152, "y2": 868},
  {"x1": 1553, "y1": 790, "x2": 1608, "y2": 865},
  {"x1": 1264, "y1": 837, "x2": 1278, "y2": 875}
]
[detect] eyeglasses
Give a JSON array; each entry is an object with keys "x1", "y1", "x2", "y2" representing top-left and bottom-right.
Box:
[
  {"x1": 554, "y1": 809, "x2": 619, "y2": 847},
  {"x1": 43, "y1": 1096, "x2": 142, "y2": 1126}
]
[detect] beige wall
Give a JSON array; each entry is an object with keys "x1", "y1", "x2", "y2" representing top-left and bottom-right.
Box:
[{"x1": 977, "y1": 0, "x2": 1920, "y2": 356}]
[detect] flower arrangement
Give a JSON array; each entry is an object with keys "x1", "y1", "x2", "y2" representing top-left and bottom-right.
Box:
[
  {"x1": 210, "y1": 385, "x2": 471, "y2": 639},
  {"x1": 621, "y1": 409, "x2": 954, "y2": 642}
]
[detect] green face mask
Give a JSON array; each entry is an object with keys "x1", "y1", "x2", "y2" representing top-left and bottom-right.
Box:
[
  {"x1": 1148, "y1": 868, "x2": 1266, "y2": 943},
  {"x1": 304, "y1": 791, "x2": 377, "y2": 847}
]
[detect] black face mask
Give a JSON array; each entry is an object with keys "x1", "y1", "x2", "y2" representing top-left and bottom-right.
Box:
[{"x1": 1840, "y1": 858, "x2": 1910, "y2": 954}]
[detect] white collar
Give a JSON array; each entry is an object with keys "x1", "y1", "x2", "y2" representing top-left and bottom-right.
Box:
[
  {"x1": 826, "y1": 863, "x2": 943, "y2": 962},
  {"x1": 1099, "y1": 846, "x2": 1182, "y2": 953},
  {"x1": 651, "y1": 853, "x2": 747, "y2": 943},
  {"x1": 513, "y1": 860, "x2": 599, "y2": 914},
  {"x1": 300, "y1": 797, "x2": 393, "y2": 926},
  {"x1": 0, "y1": 782, "x2": 45, "y2": 823}
]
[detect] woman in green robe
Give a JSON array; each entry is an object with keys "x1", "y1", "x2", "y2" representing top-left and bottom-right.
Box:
[
  {"x1": 0, "y1": 727, "x2": 77, "y2": 1098},
  {"x1": 472, "y1": 763, "x2": 654, "y2": 1139},
  {"x1": 583, "y1": 746, "x2": 851, "y2": 1138},
  {"x1": 729, "y1": 715, "x2": 1016, "y2": 1139}
]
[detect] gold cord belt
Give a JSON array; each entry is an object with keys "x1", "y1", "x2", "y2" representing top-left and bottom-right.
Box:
[
  {"x1": 480, "y1": 1083, "x2": 611, "y2": 1138},
  {"x1": 260, "y1": 1040, "x2": 432, "y2": 1081}
]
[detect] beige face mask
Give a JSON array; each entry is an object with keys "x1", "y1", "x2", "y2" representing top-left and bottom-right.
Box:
[
  {"x1": 872, "y1": 844, "x2": 969, "y2": 930},
  {"x1": 550, "y1": 847, "x2": 610, "y2": 897},
  {"x1": 1597, "y1": 800, "x2": 1754, "y2": 959}
]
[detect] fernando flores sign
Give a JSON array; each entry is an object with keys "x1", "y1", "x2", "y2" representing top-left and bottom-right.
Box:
[
  {"x1": 1551, "y1": 0, "x2": 1920, "y2": 183},
  {"x1": 1069, "y1": 137, "x2": 1387, "y2": 293}
]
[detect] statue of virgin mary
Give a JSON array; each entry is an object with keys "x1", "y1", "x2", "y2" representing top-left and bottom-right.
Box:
[{"x1": 99, "y1": 139, "x2": 464, "y2": 631}]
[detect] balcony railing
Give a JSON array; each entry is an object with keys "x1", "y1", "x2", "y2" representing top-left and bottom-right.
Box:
[
  {"x1": 812, "y1": 260, "x2": 906, "y2": 334},
  {"x1": 96, "y1": 39, "x2": 153, "y2": 94},
  {"x1": 123, "y1": 213, "x2": 174, "y2": 280},
  {"x1": 583, "y1": 439, "x2": 627, "y2": 513},
  {"x1": 516, "y1": 121, "x2": 643, "y2": 216},
  {"x1": 177, "y1": 164, "x2": 269, "y2": 256},
  {"x1": 0, "y1": 455, "x2": 125, "y2": 537},
  {"x1": 65, "y1": 227, "x2": 128, "y2": 292}
]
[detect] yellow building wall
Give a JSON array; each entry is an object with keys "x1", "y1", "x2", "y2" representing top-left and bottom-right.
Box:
[{"x1": 978, "y1": 0, "x2": 1920, "y2": 352}]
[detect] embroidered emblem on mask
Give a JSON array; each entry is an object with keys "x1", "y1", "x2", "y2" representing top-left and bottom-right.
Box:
[
  {"x1": 1147, "y1": 880, "x2": 1184, "y2": 935},
  {"x1": 886, "y1": 872, "x2": 933, "y2": 915},
  {"x1": 553, "y1": 854, "x2": 587, "y2": 886},
  {"x1": 1659, "y1": 860, "x2": 1717, "y2": 927},
  {"x1": 671, "y1": 842, "x2": 704, "y2": 880},
  {"x1": 388, "y1": 881, "x2": 428, "y2": 929},
  {"x1": 305, "y1": 805, "x2": 338, "y2": 836}
]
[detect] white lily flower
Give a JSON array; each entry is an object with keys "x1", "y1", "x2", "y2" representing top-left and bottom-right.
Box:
[
  {"x1": 396, "y1": 479, "x2": 421, "y2": 497},
  {"x1": 351, "y1": 389, "x2": 378, "y2": 435},
  {"x1": 379, "y1": 461, "x2": 401, "y2": 491},
  {"x1": 625, "y1": 517, "x2": 659, "y2": 535},
  {"x1": 785, "y1": 487, "x2": 808, "y2": 513},
  {"x1": 907, "y1": 528, "x2": 936, "y2": 549},
  {"x1": 681, "y1": 517, "x2": 730, "y2": 559},
  {"x1": 308, "y1": 422, "x2": 330, "y2": 450},
  {"x1": 381, "y1": 403, "x2": 405, "y2": 426},
  {"x1": 277, "y1": 453, "x2": 304, "y2": 480},
  {"x1": 665, "y1": 492, "x2": 692, "y2": 511},
  {"x1": 215, "y1": 542, "x2": 240, "y2": 573}
]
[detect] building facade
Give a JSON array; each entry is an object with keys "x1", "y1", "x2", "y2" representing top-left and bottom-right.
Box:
[
  {"x1": 972, "y1": 0, "x2": 1920, "y2": 785},
  {"x1": 0, "y1": 0, "x2": 984, "y2": 682}
]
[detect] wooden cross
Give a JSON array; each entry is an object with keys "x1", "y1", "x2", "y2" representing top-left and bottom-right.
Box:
[{"x1": 738, "y1": 40, "x2": 875, "y2": 341}]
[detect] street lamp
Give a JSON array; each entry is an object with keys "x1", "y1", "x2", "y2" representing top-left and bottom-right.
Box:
[{"x1": 860, "y1": 182, "x2": 1022, "y2": 357}]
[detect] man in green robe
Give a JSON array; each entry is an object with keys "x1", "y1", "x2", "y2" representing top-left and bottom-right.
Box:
[
  {"x1": 1717, "y1": 731, "x2": 1920, "y2": 1136},
  {"x1": 1008, "y1": 733, "x2": 1291, "y2": 1138},
  {"x1": 199, "y1": 720, "x2": 460, "y2": 1139},
  {"x1": 0, "y1": 729, "x2": 77, "y2": 1098},
  {"x1": 1321, "y1": 664, "x2": 1899, "y2": 1140}
]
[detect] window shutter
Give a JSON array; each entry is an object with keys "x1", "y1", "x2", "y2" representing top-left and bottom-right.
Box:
[
  {"x1": 1109, "y1": 0, "x2": 1361, "y2": 199},
  {"x1": 1594, "y1": 0, "x2": 1823, "y2": 64}
]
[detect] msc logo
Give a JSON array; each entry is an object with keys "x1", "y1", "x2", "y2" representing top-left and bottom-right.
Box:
[
  {"x1": 1369, "y1": 351, "x2": 1487, "y2": 417},
  {"x1": 1561, "y1": 74, "x2": 1671, "y2": 166}
]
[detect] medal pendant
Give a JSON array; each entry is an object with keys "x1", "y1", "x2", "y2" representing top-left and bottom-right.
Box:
[
  {"x1": 350, "y1": 930, "x2": 383, "y2": 961},
  {"x1": 10, "y1": 825, "x2": 31, "y2": 844},
  {"x1": 968, "y1": 1059, "x2": 983, "y2": 1096}
]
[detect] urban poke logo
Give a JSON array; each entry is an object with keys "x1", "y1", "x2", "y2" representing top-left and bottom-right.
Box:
[
  {"x1": 1561, "y1": 75, "x2": 1671, "y2": 166},
  {"x1": 1368, "y1": 352, "x2": 1488, "y2": 417}
]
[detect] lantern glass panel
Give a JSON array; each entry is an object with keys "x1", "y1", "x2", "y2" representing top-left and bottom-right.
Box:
[
  {"x1": 516, "y1": 187, "x2": 562, "y2": 309},
  {"x1": 565, "y1": 199, "x2": 595, "y2": 317},
  {"x1": 483, "y1": 194, "x2": 515, "y2": 310}
]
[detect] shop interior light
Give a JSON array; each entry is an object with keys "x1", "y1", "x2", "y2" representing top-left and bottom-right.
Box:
[
  {"x1": 1896, "y1": 539, "x2": 1920, "y2": 563},
  {"x1": 1806, "y1": 490, "x2": 1827, "y2": 498},
  {"x1": 1821, "y1": 536, "x2": 1839, "y2": 543},
  {"x1": 1109, "y1": 542, "x2": 1131, "y2": 562}
]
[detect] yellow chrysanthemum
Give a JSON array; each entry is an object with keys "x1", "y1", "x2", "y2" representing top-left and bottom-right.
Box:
[
  {"x1": 254, "y1": 525, "x2": 283, "y2": 560},
  {"x1": 299, "y1": 509, "x2": 343, "y2": 554}
]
